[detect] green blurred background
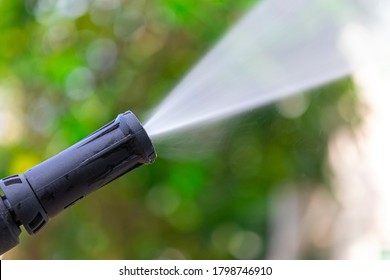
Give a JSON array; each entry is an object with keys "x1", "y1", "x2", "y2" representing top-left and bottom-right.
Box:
[{"x1": 0, "y1": 0, "x2": 358, "y2": 259}]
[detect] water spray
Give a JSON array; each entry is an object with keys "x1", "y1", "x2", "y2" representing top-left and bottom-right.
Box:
[{"x1": 0, "y1": 111, "x2": 156, "y2": 255}]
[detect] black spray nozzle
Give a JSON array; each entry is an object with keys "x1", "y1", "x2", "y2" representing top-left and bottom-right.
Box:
[{"x1": 0, "y1": 110, "x2": 156, "y2": 255}]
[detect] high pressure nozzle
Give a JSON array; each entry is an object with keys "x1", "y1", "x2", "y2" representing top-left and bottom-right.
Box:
[{"x1": 0, "y1": 111, "x2": 156, "y2": 255}]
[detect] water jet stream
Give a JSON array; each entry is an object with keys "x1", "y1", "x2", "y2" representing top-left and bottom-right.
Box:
[{"x1": 144, "y1": 0, "x2": 377, "y2": 138}]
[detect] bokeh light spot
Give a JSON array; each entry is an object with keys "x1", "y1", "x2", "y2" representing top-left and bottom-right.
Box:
[
  {"x1": 276, "y1": 93, "x2": 309, "y2": 119},
  {"x1": 65, "y1": 67, "x2": 95, "y2": 100},
  {"x1": 86, "y1": 38, "x2": 118, "y2": 72},
  {"x1": 57, "y1": 0, "x2": 89, "y2": 19},
  {"x1": 146, "y1": 185, "x2": 180, "y2": 217},
  {"x1": 228, "y1": 230, "x2": 262, "y2": 259}
]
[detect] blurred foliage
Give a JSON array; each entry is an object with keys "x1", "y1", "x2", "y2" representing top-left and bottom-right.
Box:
[{"x1": 0, "y1": 0, "x2": 359, "y2": 259}]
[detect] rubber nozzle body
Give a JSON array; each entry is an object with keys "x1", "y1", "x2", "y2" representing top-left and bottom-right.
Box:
[{"x1": 0, "y1": 111, "x2": 156, "y2": 254}]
